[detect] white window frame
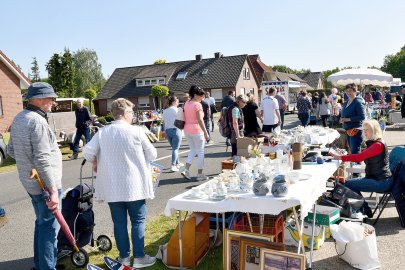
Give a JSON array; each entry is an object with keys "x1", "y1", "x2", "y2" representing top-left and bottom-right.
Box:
[
  {"x1": 158, "y1": 78, "x2": 165, "y2": 84},
  {"x1": 243, "y1": 68, "x2": 250, "y2": 80},
  {"x1": 176, "y1": 71, "x2": 188, "y2": 80},
  {"x1": 240, "y1": 88, "x2": 246, "y2": 95},
  {"x1": 137, "y1": 80, "x2": 144, "y2": 87},
  {"x1": 138, "y1": 96, "x2": 150, "y2": 108},
  {"x1": 211, "y1": 89, "x2": 223, "y2": 101},
  {"x1": 144, "y1": 80, "x2": 151, "y2": 86}
]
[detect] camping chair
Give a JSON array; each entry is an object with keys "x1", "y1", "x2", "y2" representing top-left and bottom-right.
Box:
[
  {"x1": 372, "y1": 146, "x2": 405, "y2": 225},
  {"x1": 345, "y1": 146, "x2": 405, "y2": 225}
]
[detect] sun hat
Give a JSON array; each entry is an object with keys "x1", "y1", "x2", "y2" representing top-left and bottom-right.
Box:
[{"x1": 25, "y1": 82, "x2": 58, "y2": 100}]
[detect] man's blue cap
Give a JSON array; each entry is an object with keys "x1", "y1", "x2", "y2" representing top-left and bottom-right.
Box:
[{"x1": 26, "y1": 82, "x2": 58, "y2": 100}]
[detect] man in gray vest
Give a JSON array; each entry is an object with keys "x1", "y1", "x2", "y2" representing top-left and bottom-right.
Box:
[{"x1": 8, "y1": 82, "x2": 63, "y2": 270}]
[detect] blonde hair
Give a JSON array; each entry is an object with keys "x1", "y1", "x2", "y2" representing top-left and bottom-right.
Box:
[
  {"x1": 362, "y1": 119, "x2": 383, "y2": 141},
  {"x1": 111, "y1": 98, "x2": 134, "y2": 120}
]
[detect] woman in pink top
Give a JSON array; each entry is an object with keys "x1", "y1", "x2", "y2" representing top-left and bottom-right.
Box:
[{"x1": 181, "y1": 85, "x2": 210, "y2": 181}]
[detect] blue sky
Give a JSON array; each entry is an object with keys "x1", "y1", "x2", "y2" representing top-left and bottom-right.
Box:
[{"x1": 2, "y1": 0, "x2": 405, "y2": 79}]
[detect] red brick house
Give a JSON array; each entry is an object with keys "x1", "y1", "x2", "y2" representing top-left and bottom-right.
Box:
[{"x1": 0, "y1": 50, "x2": 31, "y2": 133}]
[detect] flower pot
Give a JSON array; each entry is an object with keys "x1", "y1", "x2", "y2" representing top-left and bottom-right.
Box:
[{"x1": 379, "y1": 121, "x2": 386, "y2": 131}]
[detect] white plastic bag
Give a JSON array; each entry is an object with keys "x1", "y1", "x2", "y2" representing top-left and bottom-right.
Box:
[{"x1": 331, "y1": 222, "x2": 380, "y2": 270}]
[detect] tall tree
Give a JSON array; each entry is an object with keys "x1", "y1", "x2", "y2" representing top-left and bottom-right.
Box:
[
  {"x1": 30, "y1": 57, "x2": 41, "y2": 82},
  {"x1": 46, "y1": 53, "x2": 63, "y2": 94},
  {"x1": 61, "y1": 49, "x2": 75, "y2": 97},
  {"x1": 73, "y1": 48, "x2": 105, "y2": 97},
  {"x1": 271, "y1": 65, "x2": 296, "y2": 74},
  {"x1": 151, "y1": 85, "x2": 169, "y2": 109},
  {"x1": 381, "y1": 45, "x2": 405, "y2": 81}
]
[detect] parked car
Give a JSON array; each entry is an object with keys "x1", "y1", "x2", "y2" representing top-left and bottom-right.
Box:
[{"x1": 0, "y1": 133, "x2": 7, "y2": 166}]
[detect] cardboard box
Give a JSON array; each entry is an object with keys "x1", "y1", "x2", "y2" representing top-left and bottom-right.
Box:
[
  {"x1": 304, "y1": 205, "x2": 340, "y2": 226},
  {"x1": 221, "y1": 159, "x2": 238, "y2": 170},
  {"x1": 237, "y1": 137, "x2": 264, "y2": 157}
]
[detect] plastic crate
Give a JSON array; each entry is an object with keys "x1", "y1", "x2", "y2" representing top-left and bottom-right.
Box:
[
  {"x1": 233, "y1": 213, "x2": 284, "y2": 243},
  {"x1": 209, "y1": 212, "x2": 240, "y2": 230}
]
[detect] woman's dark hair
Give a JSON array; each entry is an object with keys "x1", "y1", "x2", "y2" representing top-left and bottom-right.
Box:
[
  {"x1": 300, "y1": 90, "x2": 307, "y2": 96},
  {"x1": 189, "y1": 85, "x2": 205, "y2": 98},
  {"x1": 166, "y1": 95, "x2": 178, "y2": 107},
  {"x1": 318, "y1": 92, "x2": 329, "y2": 104},
  {"x1": 345, "y1": 83, "x2": 357, "y2": 92}
]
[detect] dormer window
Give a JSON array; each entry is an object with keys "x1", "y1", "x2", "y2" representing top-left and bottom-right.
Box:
[
  {"x1": 176, "y1": 71, "x2": 188, "y2": 81},
  {"x1": 202, "y1": 68, "x2": 208, "y2": 75},
  {"x1": 136, "y1": 77, "x2": 165, "y2": 87},
  {"x1": 137, "y1": 80, "x2": 144, "y2": 86},
  {"x1": 243, "y1": 68, "x2": 250, "y2": 80}
]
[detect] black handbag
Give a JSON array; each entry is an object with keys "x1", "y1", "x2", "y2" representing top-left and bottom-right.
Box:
[{"x1": 173, "y1": 108, "x2": 185, "y2": 130}]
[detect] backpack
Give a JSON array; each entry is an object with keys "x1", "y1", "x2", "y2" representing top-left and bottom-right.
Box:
[{"x1": 218, "y1": 107, "x2": 231, "y2": 138}]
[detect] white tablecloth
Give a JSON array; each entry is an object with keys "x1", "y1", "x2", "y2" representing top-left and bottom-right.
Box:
[
  {"x1": 389, "y1": 111, "x2": 405, "y2": 124},
  {"x1": 164, "y1": 160, "x2": 339, "y2": 218}
]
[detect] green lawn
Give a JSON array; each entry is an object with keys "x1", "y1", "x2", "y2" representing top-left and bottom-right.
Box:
[{"x1": 60, "y1": 214, "x2": 223, "y2": 269}]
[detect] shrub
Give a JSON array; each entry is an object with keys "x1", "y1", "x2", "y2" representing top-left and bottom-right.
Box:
[
  {"x1": 105, "y1": 113, "x2": 114, "y2": 122},
  {"x1": 97, "y1": 116, "x2": 107, "y2": 125}
]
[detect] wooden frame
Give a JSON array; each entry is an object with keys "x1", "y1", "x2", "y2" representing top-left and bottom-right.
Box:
[
  {"x1": 223, "y1": 229, "x2": 274, "y2": 270},
  {"x1": 239, "y1": 238, "x2": 285, "y2": 270},
  {"x1": 259, "y1": 249, "x2": 305, "y2": 270}
]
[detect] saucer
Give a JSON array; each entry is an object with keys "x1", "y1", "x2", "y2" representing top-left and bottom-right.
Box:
[
  {"x1": 209, "y1": 194, "x2": 227, "y2": 201},
  {"x1": 299, "y1": 173, "x2": 311, "y2": 181},
  {"x1": 183, "y1": 193, "x2": 208, "y2": 200}
]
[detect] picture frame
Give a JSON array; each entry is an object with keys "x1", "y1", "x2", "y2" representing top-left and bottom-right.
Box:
[
  {"x1": 259, "y1": 249, "x2": 305, "y2": 270},
  {"x1": 223, "y1": 229, "x2": 274, "y2": 270},
  {"x1": 239, "y1": 237, "x2": 286, "y2": 270}
]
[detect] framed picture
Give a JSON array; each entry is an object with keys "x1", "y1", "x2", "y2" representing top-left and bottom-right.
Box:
[
  {"x1": 259, "y1": 249, "x2": 305, "y2": 270},
  {"x1": 224, "y1": 229, "x2": 274, "y2": 270},
  {"x1": 239, "y1": 238, "x2": 285, "y2": 270}
]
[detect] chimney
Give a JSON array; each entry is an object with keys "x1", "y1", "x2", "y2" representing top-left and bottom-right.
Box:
[
  {"x1": 196, "y1": 54, "x2": 203, "y2": 61},
  {"x1": 214, "y1": 52, "x2": 223, "y2": 58}
]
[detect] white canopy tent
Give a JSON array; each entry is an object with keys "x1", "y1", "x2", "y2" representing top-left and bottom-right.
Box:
[{"x1": 327, "y1": 68, "x2": 393, "y2": 87}]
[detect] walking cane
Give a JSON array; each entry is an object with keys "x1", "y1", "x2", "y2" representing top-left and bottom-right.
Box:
[{"x1": 30, "y1": 169, "x2": 80, "y2": 252}]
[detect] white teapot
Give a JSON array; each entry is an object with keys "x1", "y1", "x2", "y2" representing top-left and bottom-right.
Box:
[{"x1": 235, "y1": 160, "x2": 251, "y2": 175}]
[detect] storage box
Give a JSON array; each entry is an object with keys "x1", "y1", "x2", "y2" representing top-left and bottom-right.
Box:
[
  {"x1": 233, "y1": 213, "x2": 284, "y2": 243},
  {"x1": 304, "y1": 205, "x2": 340, "y2": 226},
  {"x1": 221, "y1": 159, "x2": 238, "y2": 170},
  {"x1": 237, "y1": 137, "x2": 264, "y2": 157}
]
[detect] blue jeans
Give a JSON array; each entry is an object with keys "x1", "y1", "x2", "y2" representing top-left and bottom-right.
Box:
[
  {"x1": 108, "y1": 200, "x2": 146, "y2": 259},
  {"x1": 279, "y1": 109, "x2": 285, "y2": 129},
  {"x1": 166, "y1": 128, "x2": 181, "y2": 165},
  {"x1": 346, "y1": 130, "x2": 363, "y2": 154},
  {"x1": 298, "y1": 112, "x2": 310, "y2": 127},
  {"x1": 73, "y1": 127, "x2": 91, "y2": 155},
  {"x1": 210, "y1": 112, "x2": 215, "y2": 131},
  {"x1": 204, "y1": 119, "x2": 210, "y2": 137},
  {"x1": 30, "y1": 189, "x2": 62, "y2": 270},
  {"x1": 345, "y1": 177, "x2": 393, "y2": 211}
]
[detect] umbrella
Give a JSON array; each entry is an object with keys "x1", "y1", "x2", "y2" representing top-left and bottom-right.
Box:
[
  {"x1": 327, "y1": 68, "x2": 393, "y2": 87},
  {"x1": 30, "y1": 169, "x2": 79, "y2": 252}
]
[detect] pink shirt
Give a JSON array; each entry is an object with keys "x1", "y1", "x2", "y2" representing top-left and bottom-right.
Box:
[{"x1": 184, "y1": 100, "x2": 203, "y2": 134}]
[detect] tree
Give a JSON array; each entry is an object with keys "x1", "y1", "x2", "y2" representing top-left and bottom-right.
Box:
[
  {"x1": 271, "y1": 65, "x2": 296, "y2": 74},
  {"x1": 151, "y1": 85, "x2": 169, "y2": 109},
  {"x1": 73, "y1": 48, "x2": 105, "y2": 96},
  {"x1": 381, "y1": 45, "x2": 405, "y2": 81},
  {"x1": 84, "y1": 88, "x2": 97, "y2": 113},
  {"x1": 154, "y1": 59, "x2": 166, "y2": 65},
  {"x1": 30, "y1": 57, "x2": 41, "y2": 82},
  {"x1": 322, "y1": 67, "x2": 341, "y2": 89},
  {"x1": 46, "y1": 53, "x2": 63, "y2": 95},
  {"x1": 61, "y1": 49, "x2": 75, "y2": 97}
]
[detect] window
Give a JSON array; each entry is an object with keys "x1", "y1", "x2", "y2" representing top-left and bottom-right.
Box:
[
  {"x1": 137, "y1": 80, "x2": 144, "y2": 87},
  {"x1": 202, "y1": 68, "x2": 208, "y2": 75},
  {"x1": 176, "y1": 71, "x2": 188, "y2": 80},
  {"x1": 151, "y1": 79, "x2": 157, "y2": 85},
  {"x1": 158, "y1": 78, "x2": 165, "y2": 84},
  {"x1": 250, "y1": 88, "x2": 254, "y2": 94},
  {"x1": 211, "y1": 89, "x2": 223, "y2": 100},
  {"x1": 0, "y1": 96, "x2": 3, "y2": 116},
  {"x1": 243, "y1": 68, "x2": 250, "y2": 80},
  {"x1": 240, "y1": 88, "x2": 246, "y2": 95},
  {"x1": 144, "y1": 80, "x2": 151, "y2": 86},
  {"x1": 138, "y1": 96, "x2": 150, "y2": 108}
]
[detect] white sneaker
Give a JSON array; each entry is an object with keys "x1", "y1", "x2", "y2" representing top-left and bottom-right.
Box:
[
  {"x1": 181, "y1": 169, "x2": 191, "y2": 180},
  {"x1": 116, "y1": 256, "x2": 130, "y2": 266},
  {"x1": 133, "y1": 254, "x2": 156, "y2": 268},
  {"x1": 196, "y1": 174, "x2": 208, "y2": 181},
  {"x1": 177, "y1": 162, "x2": 185, "y2": 168},
  {"x1": 171, "y1": 165, "x2": 179, "y2": 172}
]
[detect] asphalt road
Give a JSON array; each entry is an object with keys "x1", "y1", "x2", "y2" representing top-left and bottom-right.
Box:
[{"x1": 1, "y1": 114, "x2": 404, "y2": 269}]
